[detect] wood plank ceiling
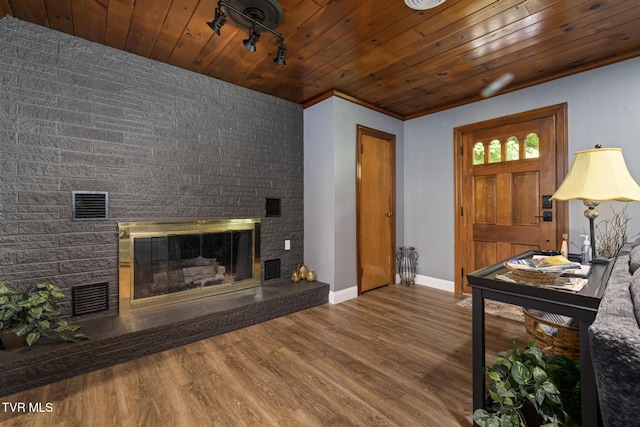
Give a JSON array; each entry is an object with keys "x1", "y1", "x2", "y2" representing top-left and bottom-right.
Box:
[{"x1": 1, "y1": 0, "x2": 639, "y2": 120}]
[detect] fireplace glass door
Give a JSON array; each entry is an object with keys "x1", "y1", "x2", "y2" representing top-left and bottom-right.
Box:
[
  {"x1": 133, "y1": 231, "x2": 253, "y2": 299},
  {"x1": 118, "y1": 219, "x2": 261, "y2": 313}
]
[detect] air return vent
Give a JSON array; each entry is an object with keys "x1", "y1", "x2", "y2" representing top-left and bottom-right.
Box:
[
  {"x1": 72, "y1": 191, "x2": 108, "y2": 221},
  {"x1": 264, "y1": 259, "x2": 281, "y2": 280},
  {"x1": 265, "y1": 198, "x2": 281, "y2": 217},
  {"x1": 72, "y1": 282, "x2": 109, "y2": 316}
]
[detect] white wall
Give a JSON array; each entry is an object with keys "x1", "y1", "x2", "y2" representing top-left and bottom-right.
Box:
[
  {"x1": 303, "y1": 99, "x2": 336, "y2": 288},
  {"x1": 304, "y1": 98, "x2": 404, "y2": 300},
  {"x1": 404, "y1": 56, "x2": 640, "y2": 285},
  {"x1": 304, "y1": 57, "x2": 640, "y2": 298}
]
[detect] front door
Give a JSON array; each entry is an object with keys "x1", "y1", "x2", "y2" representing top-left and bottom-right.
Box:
[
  {"x1": 454, "y1": 104, "x2": 568, "y2": 294},
  {"x1": 357, "y1": 125, "x2": 396, "y2": 293}
]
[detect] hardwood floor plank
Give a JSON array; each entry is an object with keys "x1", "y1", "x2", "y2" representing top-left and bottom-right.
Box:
[{"x1": 0, "y1": 285, "x2": 529, "y2": 426}]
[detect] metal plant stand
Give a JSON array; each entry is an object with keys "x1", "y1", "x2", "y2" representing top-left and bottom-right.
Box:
[{"x1": 396, "y1": 246, "x2": 418, "y2": 285}]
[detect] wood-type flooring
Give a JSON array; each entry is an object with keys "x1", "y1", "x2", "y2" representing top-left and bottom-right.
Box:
[{"x1": 0, "y1": 285, "x2": 529, "y2": 426}]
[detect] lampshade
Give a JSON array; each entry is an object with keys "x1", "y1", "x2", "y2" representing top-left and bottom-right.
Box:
[{"x1": 551, "y1": 147, "x2": 640, "y2": 202}]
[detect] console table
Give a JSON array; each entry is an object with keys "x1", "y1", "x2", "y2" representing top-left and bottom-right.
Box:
[{"x1": 467, "y1": 252, "x2": 613, "y2": 427}]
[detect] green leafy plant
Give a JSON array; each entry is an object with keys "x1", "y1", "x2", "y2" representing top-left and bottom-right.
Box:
[
  {"x1": 1, "y1": 281, "x2": 89, "y2": 347},
  {"x1": 472, "y1": 341, "x2": 580, "y2": 427},
  {"x1": 0, "y1": 281, "x2": 21, "y2": 331}
]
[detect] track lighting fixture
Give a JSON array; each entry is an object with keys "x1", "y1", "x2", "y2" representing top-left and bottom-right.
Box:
[
  {"x1": 207, "y1": 7, "x2": 227, "y2": 35},
  {"x1": 208, "y1": 0, "x2": 287, "y2": 66},
  {"x1": 274, "y1": 42, "x2": 286, "y2": 65},
  {"x1": 243, "y1": 27, "x2": 260, "y2": 52}
]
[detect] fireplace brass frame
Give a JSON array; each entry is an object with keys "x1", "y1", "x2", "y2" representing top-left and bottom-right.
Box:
[{"x1": 118, "y1": 219, "x2": 261, "y2": 313}]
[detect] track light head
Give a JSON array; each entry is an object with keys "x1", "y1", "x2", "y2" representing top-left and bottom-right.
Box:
[
  {"x1": 274, "y1": 42, "x2": 286, "y2": 65},
  {"x1": 207, "y1": 8, "x2": 227, "y2": 35},
  {"x1": 243, "y1": 29, "x2": 261, "y2": 52}
]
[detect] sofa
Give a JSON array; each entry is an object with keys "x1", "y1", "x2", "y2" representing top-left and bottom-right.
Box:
[{"x1": 588, "y1": 239, "x2": 640, "y2": 427}]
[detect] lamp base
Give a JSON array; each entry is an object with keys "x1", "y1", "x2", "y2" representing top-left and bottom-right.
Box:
[{"x1": 584, "y1": 200, "x2": 600, "y2": 261}]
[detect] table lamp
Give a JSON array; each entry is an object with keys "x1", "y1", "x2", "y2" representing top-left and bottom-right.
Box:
[{"x1": 551, "y1": 146, "x2": 640, "y2": 260}]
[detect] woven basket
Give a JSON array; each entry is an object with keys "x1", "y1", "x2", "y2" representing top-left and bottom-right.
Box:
[
  {"x1": 523, "y1": 308, "x2": 580, "y2": 360},
  {"x1": 506, "y1": 265, "x2": 562, "y2": 285}
]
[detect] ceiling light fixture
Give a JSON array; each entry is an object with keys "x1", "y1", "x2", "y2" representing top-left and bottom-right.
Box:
[
  {"x1": 207, "y1": 0, "x2": 286, "y2": 66},
  {"x1": 207, "y1": 7, "x2": 227, "y2": 35},
  {"x1": 404, "y1": 0, "x2": 446, "y2": 10},
  {"x1": 243, "y1": 26, "x2": 261, "y2": 52},
  {"x1": 274, "y1": 41, "x2": 286, "y2": 65}
]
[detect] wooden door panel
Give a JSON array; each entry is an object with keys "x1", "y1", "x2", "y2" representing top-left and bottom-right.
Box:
[
  {"x1": 512, "y1": 243, "x2": 539, "y2": 254},
  {"x1": 473, "y1": 175, "x2": 496, "y2": 224},
  {"x1": 474, "y1": 242, "x2": 497, "y2": 271},
  {"x1": 361, "y1": 135, "x2": 392, "y2": 289},
  {"x1": 512, "y1": 172, "x2": 540, "y2": 226},
  {"x1": 473, "y1": 224, "x2": 541, "y2": 244},
  {"x1": 455, "y1": 104, "x2": 568, "y2": 294},
  {"x1": 357, "y1": 126, "x2": 396, "y2": 294}
]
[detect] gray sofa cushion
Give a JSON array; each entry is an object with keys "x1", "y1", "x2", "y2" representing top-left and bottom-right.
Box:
[
  {"x1": 589, "y1": 251, "x2": 640, "y2": 427},
  {"x1": 630, "y1": 269, "x2": 640, "y2": 328},
  {"x1": 630, "y1": 244, "x2": 640, "y2": 275}
]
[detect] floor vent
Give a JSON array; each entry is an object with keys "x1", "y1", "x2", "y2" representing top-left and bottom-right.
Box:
[
  {"x1": 264, "y1": 259, "x2": 281, "y2": 280},
  {"x1": 72, "y1": 191, "x2": 108, "y2": 221},
  {"x1": 265, "y1": 198, "x2": 281, "y2": 217},
  {"x1": 72, "y1": 282, "x2": 109, "y2": 316}
]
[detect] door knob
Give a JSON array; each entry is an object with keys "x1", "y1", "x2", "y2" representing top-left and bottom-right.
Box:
[
  {"x1": 534, "y1": 212, "x2": 553, "y2": 221},
  {"x1": 386, "y1": 212, "x2": 393, "y2": 217}
]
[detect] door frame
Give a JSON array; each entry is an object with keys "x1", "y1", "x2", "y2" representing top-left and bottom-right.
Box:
[
  {"x1": 356, "y1": 124, "x2": 397, "y2": 295},
  {"x1": 453, "y1": 104, "x2": 569, "y2": 294}
]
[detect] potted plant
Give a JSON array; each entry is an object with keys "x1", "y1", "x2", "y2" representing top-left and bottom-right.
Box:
[
  {"x1": 0, "y1": 281, "x2": 88, "y2": 349},
  {"x1": 472, "y1": 341, "x2": 580, "y2": 427},
  {"x1": 0, "y1": 281, "x2": 26, "y2": 349}
]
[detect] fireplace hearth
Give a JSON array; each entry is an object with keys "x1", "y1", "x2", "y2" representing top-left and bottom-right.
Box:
[{"x1": 119, "y1": 219, "x2": 261, "y2": 313}]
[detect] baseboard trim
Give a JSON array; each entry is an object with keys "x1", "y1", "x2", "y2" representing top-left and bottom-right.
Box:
[
  {"x1": 414, "y1": 274, "x2": 454, "y2": 292},
  {"x1": 329, "y1": 286, "x2": 358, "y2": 304},
  {"x1": 329, "y1": 274, "x2": 454, "y2": 304}
]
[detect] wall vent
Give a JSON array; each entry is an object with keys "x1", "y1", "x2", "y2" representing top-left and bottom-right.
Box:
[
  {"x1": 264, "y1": 259, "x2": 281, "y2": 280},
  {"x1": 265, "y1": 198, "x2": 281, "y2": 217},
  {"x1": 72, "y1": 191, "x2": 108, "y2": 221},
  {"x1": 72, "y1": 282, "x2": 109, "y2": 316}
]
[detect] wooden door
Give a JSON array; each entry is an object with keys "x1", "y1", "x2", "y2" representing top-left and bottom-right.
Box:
[
  {"x1": 357, "y1": 125, "x2": 396, "y2": 294},
  {"x1": 454, "y1": 105, "x2": 568, "y2": 294}
]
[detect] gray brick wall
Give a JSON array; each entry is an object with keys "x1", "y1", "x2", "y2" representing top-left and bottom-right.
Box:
[{"x1": 0, "y1": 17, "x2": 304, "y2": 318}]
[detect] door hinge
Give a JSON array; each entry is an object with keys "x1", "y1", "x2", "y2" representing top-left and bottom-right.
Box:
[
  {"x1": 360, "y1": 268, "x2": 364, "y2": 278},
  {"x1": 460, "y1": 145, "x2": 463, "y2": 155},
  {"x1": 360, "y1": 144, "x2": 363, "y2": 154},
  {"x1": 461, "y1": 268, "x2": 464, "y2": 277},
  {"x1": 460, "y1": 206, "x2": 464, "y2": 216}
]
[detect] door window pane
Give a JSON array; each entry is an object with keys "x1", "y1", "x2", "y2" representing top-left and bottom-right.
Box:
[
  {"x1": 473, "y1": 142, "x2": 485, "y2": 165},
  {"x1": 489, "y1": 139, "x2": 501, "y2": 163},
  {"x1": 525, "y1": 133, "x2": 540, "y2": 158},
  {"x1": 506, "y1": 136, "x2": 520, "y2": 161}
]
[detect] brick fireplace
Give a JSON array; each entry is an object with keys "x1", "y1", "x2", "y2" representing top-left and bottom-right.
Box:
[
  {"x1": 0, "y1": 18, "x2": 304, "y2": 321},
  {"x1": 118, "y1": 219, "x2": 261, "y2": 313},
  {"x1": 0, "y1": 17, "x2": 325, "y2": 398}
]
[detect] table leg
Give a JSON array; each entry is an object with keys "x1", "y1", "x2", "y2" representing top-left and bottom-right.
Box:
[{"x1": 472, "y1": 288, "x2": 486, "y2": 422}]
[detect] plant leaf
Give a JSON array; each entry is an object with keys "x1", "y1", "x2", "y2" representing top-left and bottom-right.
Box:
[
  {"x1": 511, "y1": 361, "x2": 531, "y2": 385},
  {"x1": 26, "y1": 331, "x2": 40, "y2": 346},
  {"x1": 542, "y1": 381, "x2": 559, "y2": 395},
  {"x1": 533, "y1": 366, "x2": 548, "y2": 384}
]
